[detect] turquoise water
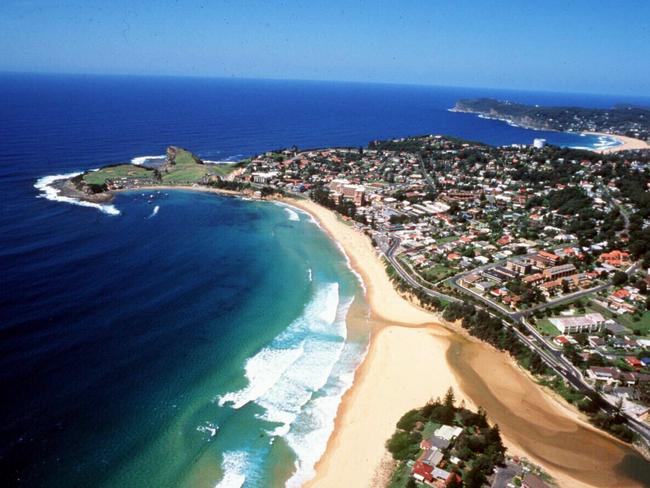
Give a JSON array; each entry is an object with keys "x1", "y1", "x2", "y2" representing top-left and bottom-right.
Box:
[{"x1": 1, "y1": 190, "x2": 368, "y2": 487}]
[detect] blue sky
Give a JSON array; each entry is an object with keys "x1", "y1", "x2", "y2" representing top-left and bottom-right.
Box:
[{"x1": 1, "y1": 0, "x2": 648, "y2": 95}]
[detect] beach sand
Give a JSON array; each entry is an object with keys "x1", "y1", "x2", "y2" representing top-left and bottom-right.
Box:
[
  {"x1": 586, "y1": 132, "x2": 650, "y2": 153},
  {"x1": 287, "y1": 198, "x2": 647, "y2": 488},
  {"x1": 110, "y1": 187, "x2": 646, "y2": 487}
]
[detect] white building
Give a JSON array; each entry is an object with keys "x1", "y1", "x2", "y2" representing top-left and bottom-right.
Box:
[
  {"x1": 550, "y1": 313, "x2": 605, "y2": 334},
  {"x1": 533, "y1": 138, "x2": 546, "y2": 149}
]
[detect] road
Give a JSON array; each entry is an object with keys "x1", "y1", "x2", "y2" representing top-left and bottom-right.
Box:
[
  {"x1": 383, "y1": 237, "x2": 461, "y2": 304},
  {"x1": 383, "y1": 237, "x2": 650, "y2": 445}
]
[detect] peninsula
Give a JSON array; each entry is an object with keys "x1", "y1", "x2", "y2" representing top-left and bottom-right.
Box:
[{"x1": 453, "y1": 98, "x2": 650, "y2": 151}]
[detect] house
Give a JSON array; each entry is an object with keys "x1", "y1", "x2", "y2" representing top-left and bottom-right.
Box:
[
  {"x1": 422, "y1": 448, "x2": 444, "y2": 467},
  {"x1": 523, "y1": 473, "x2": 550, "y2": 488},
  {"x1": 625, "y1": 356, "x2": 643, "y2": 369},
  {"x1": 460, "y1": 273, "x2": 481, "y2": 286},
  {"x1": 475, "y1": 281, "x2": 495, "y2": 292},
  {"x1": 605, "y1": 320, "x2": 628, "y2": 336},
  {"x1": 599, "y1": 250, "x2": 631, "y2": 268},
  {"x1": 434, "y1": 425, "x2": 463, "y2": 441},
  {"x1": 587, "y1": 367, "x2": 636, "y2": 387},
  {"x1": 588, "y1": 336, "x2": 606, "y2": 348},
  {"x1": 412, "y1": 460, "x2": 434, "y2": 483},
  {"x1": 553, "y1": 335, "x2": 571, "y2": 347}
]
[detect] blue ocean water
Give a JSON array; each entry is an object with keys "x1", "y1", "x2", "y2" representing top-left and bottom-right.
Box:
[{"x1": 1, "y1": 74, "x2": 650, "y2": 487}]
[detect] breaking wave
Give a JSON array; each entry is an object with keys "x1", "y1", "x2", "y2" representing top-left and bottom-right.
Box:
[
  {"x1": 34, "y1": 173, "x2": 120, "y2": 216},
  {"x1": 215, "y1": 282, "x2": 364, "y2": 486},
  {"x1": 214, "y1": 450, "x2": 248, "y2": 488}
]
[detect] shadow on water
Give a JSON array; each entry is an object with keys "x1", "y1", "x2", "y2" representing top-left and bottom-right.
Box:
[{"x1": 445, "y1": 333, "x2": 650, "y2": 488}]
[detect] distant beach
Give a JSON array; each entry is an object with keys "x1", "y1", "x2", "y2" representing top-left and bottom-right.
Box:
[{"x1": 584, "y1": 132, "x2": 650, "y2": 153}]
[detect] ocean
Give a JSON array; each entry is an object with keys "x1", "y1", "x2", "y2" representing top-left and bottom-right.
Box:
[{"x1": 1, "y1": 73, "x2": 649, "y2": 487}]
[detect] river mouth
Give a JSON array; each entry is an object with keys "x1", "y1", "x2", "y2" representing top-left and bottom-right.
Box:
[{"x1": 445, "y1": 332, "x2": 650, "y2": 488}]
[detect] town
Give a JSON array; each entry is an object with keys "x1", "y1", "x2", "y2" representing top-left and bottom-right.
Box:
[{"x1": 223, "y1": 134, "x2": 650, "y2": 453}]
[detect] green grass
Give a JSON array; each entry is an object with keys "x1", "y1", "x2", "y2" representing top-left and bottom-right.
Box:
[
  {"x1": 420, "y1": 264, "x2": 456, "y2": 283},
  {"x1": 534, "y1": 318, "x2": 561, "y2": 336},
  {"x1": 420, "y1": 421, "x2": 441, "y2": 439},
  {"x1": 161, "y1": 148, "x2": 209, "y2": 183},
  {"x1": 83, "y1": 164, "x2": 154, "y2": 185},
  {"x1": 209, "y1": 163, "x2": 238, "y2": 177},
  {"x1": 81, "y1": 148, "x2": 238, "y2": 187},
  {"x1": 618, "y1": 310, "x2": 650, "y2": 336}
]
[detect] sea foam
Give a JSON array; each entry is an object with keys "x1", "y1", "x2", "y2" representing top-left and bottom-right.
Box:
[
  {"x1": 214, "y1": 450, "x2": 248, "y2": 488},
  {"x1": 34, "y1": 173, "x2": 120, "y2": 216},
  {"x1": 215, "y1": 283, "x2": 363, "y2": 485},
  {"x1": 284, "y1": 207, "x2": 300, "y2": 221},
  {"x1": 131, "y1": 155, "x2": 165, "y2": 166}
]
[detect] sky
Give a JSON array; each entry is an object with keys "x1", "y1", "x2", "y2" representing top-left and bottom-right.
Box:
[{"x1": 0, "y1": 0, "x2": 649, "y2": 95}]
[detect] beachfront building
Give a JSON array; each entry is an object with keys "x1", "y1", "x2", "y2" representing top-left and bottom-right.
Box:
[
  {"x1": 329, "y1": 178, "x2": 366, "y2": 206},
  {"x1": 550, "y1": 313, "x2": 605, "y2": 334},
  {"x1": 533, "y1": 138, "x2": 546, "y2": 149},
  {"x1": 251, "y1": 171, "x2": 278, "y2": 184}
]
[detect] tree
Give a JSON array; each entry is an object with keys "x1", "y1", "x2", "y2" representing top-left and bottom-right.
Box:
[
  {"x1": 444, "y1": 387, "x2": 456, "y2": 409},
  {"x1": 464, "y1": 465, "x2": 487, "y2": 488},
  {"x1": 612, "y1": 271, "x2": 628, "y2": 286}
]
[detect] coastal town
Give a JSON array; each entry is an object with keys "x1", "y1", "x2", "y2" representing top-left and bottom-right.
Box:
[
  {"x1": 218, "y1": 134, "x2": 650, "y2": 451},
  {"x1": 57, "y1": 133, "x2": 650, "y2": 486}
]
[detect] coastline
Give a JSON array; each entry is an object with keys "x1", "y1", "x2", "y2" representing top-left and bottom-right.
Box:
[
  {"x1": 451, "y1": 108, "x2": 649, "y2": 153},
  {"x1": 584, "y1": 131, "x2": 650, "y2": 153},
  {"x1": 283, "y1": 198, "x2": 647, "y2": 488},
  {"x1": 35, "y1": 181, "x2": 648, "y2": 487}
]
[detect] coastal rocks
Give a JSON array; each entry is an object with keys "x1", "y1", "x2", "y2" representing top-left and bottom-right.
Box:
[{"x1": 60, "y1": 176, "x2": 114, "y2": 203}]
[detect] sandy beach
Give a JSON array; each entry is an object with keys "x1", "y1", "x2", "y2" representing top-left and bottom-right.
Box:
[
  {"x1": 109, "y1": 187, "x2": 647, "y2": 487},
  {"x1": 586, "y1": 131, "x2": 650, "y2": 153},
  {"x1": 286, "y1": 197, "x2": 648, "y2": 488}
]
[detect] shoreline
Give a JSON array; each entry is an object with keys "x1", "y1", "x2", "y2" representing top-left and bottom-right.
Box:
[
  {"x1": 282, "y1": 198, "x2": 647, "y2": 488},
  {"x1": 584, "y1": 131, "x2": 650, "y2": 153},
  {"x1": 35, "y1": 181, "x2": 648, "y2": 486},
  {"x1": 451, "y1": 108, "x2": 649, "y2": 153}
]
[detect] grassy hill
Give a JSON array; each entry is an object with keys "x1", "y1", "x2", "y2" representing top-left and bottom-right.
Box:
[{"x1": 80, "y1": 147, "x2": 238, "y2": 188}]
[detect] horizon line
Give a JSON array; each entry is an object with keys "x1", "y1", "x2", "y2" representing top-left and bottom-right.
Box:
[{"x1": 1, "y1": 69, "x2": 649, "y2": 102}]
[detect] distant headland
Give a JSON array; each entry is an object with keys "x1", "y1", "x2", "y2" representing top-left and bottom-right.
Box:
[{"x1": 452, "y1": 98, "x2": 650, "y2": 147}]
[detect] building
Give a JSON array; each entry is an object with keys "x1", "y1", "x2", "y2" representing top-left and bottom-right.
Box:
[
  {"x1": 533, "y1": 138, "x2": 546, "y2": 149},
  {"x1": 542, "y1": 263, "x2": 576, "y2": 281},
  {"x1": 412, "y1": 460, "x2": 434, "y2": 483},
  {"x1": 599, "y1": 250, "x2": 631, "y2": 268},
  {"x1": 523, "y1": 473, "x2": 550, "y2": 488},
  {"x1": 434, "y1": 425, "x2": 463, "y2": 441},
  {"x1": 522, "y1": 272, "x2": 544, "y2": 286},
  {"x1": 586, "y1": 366, "x2": 636, "y2": 387},
  {"x1": 251, "y1": 171, "x2": 278, "y2": 184},
  {"x1": 530, "y1": 250, "x2": 561, "y2": 268},
  {"x1": 329, "y1": 178, "x2": 366, "y2": 206},
  {"x1": 550, "y1": 313, "x2": 604, "y2": 334},
  {"x1": 506, "y1": 259, "x2": 532, "y2": 275}
]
